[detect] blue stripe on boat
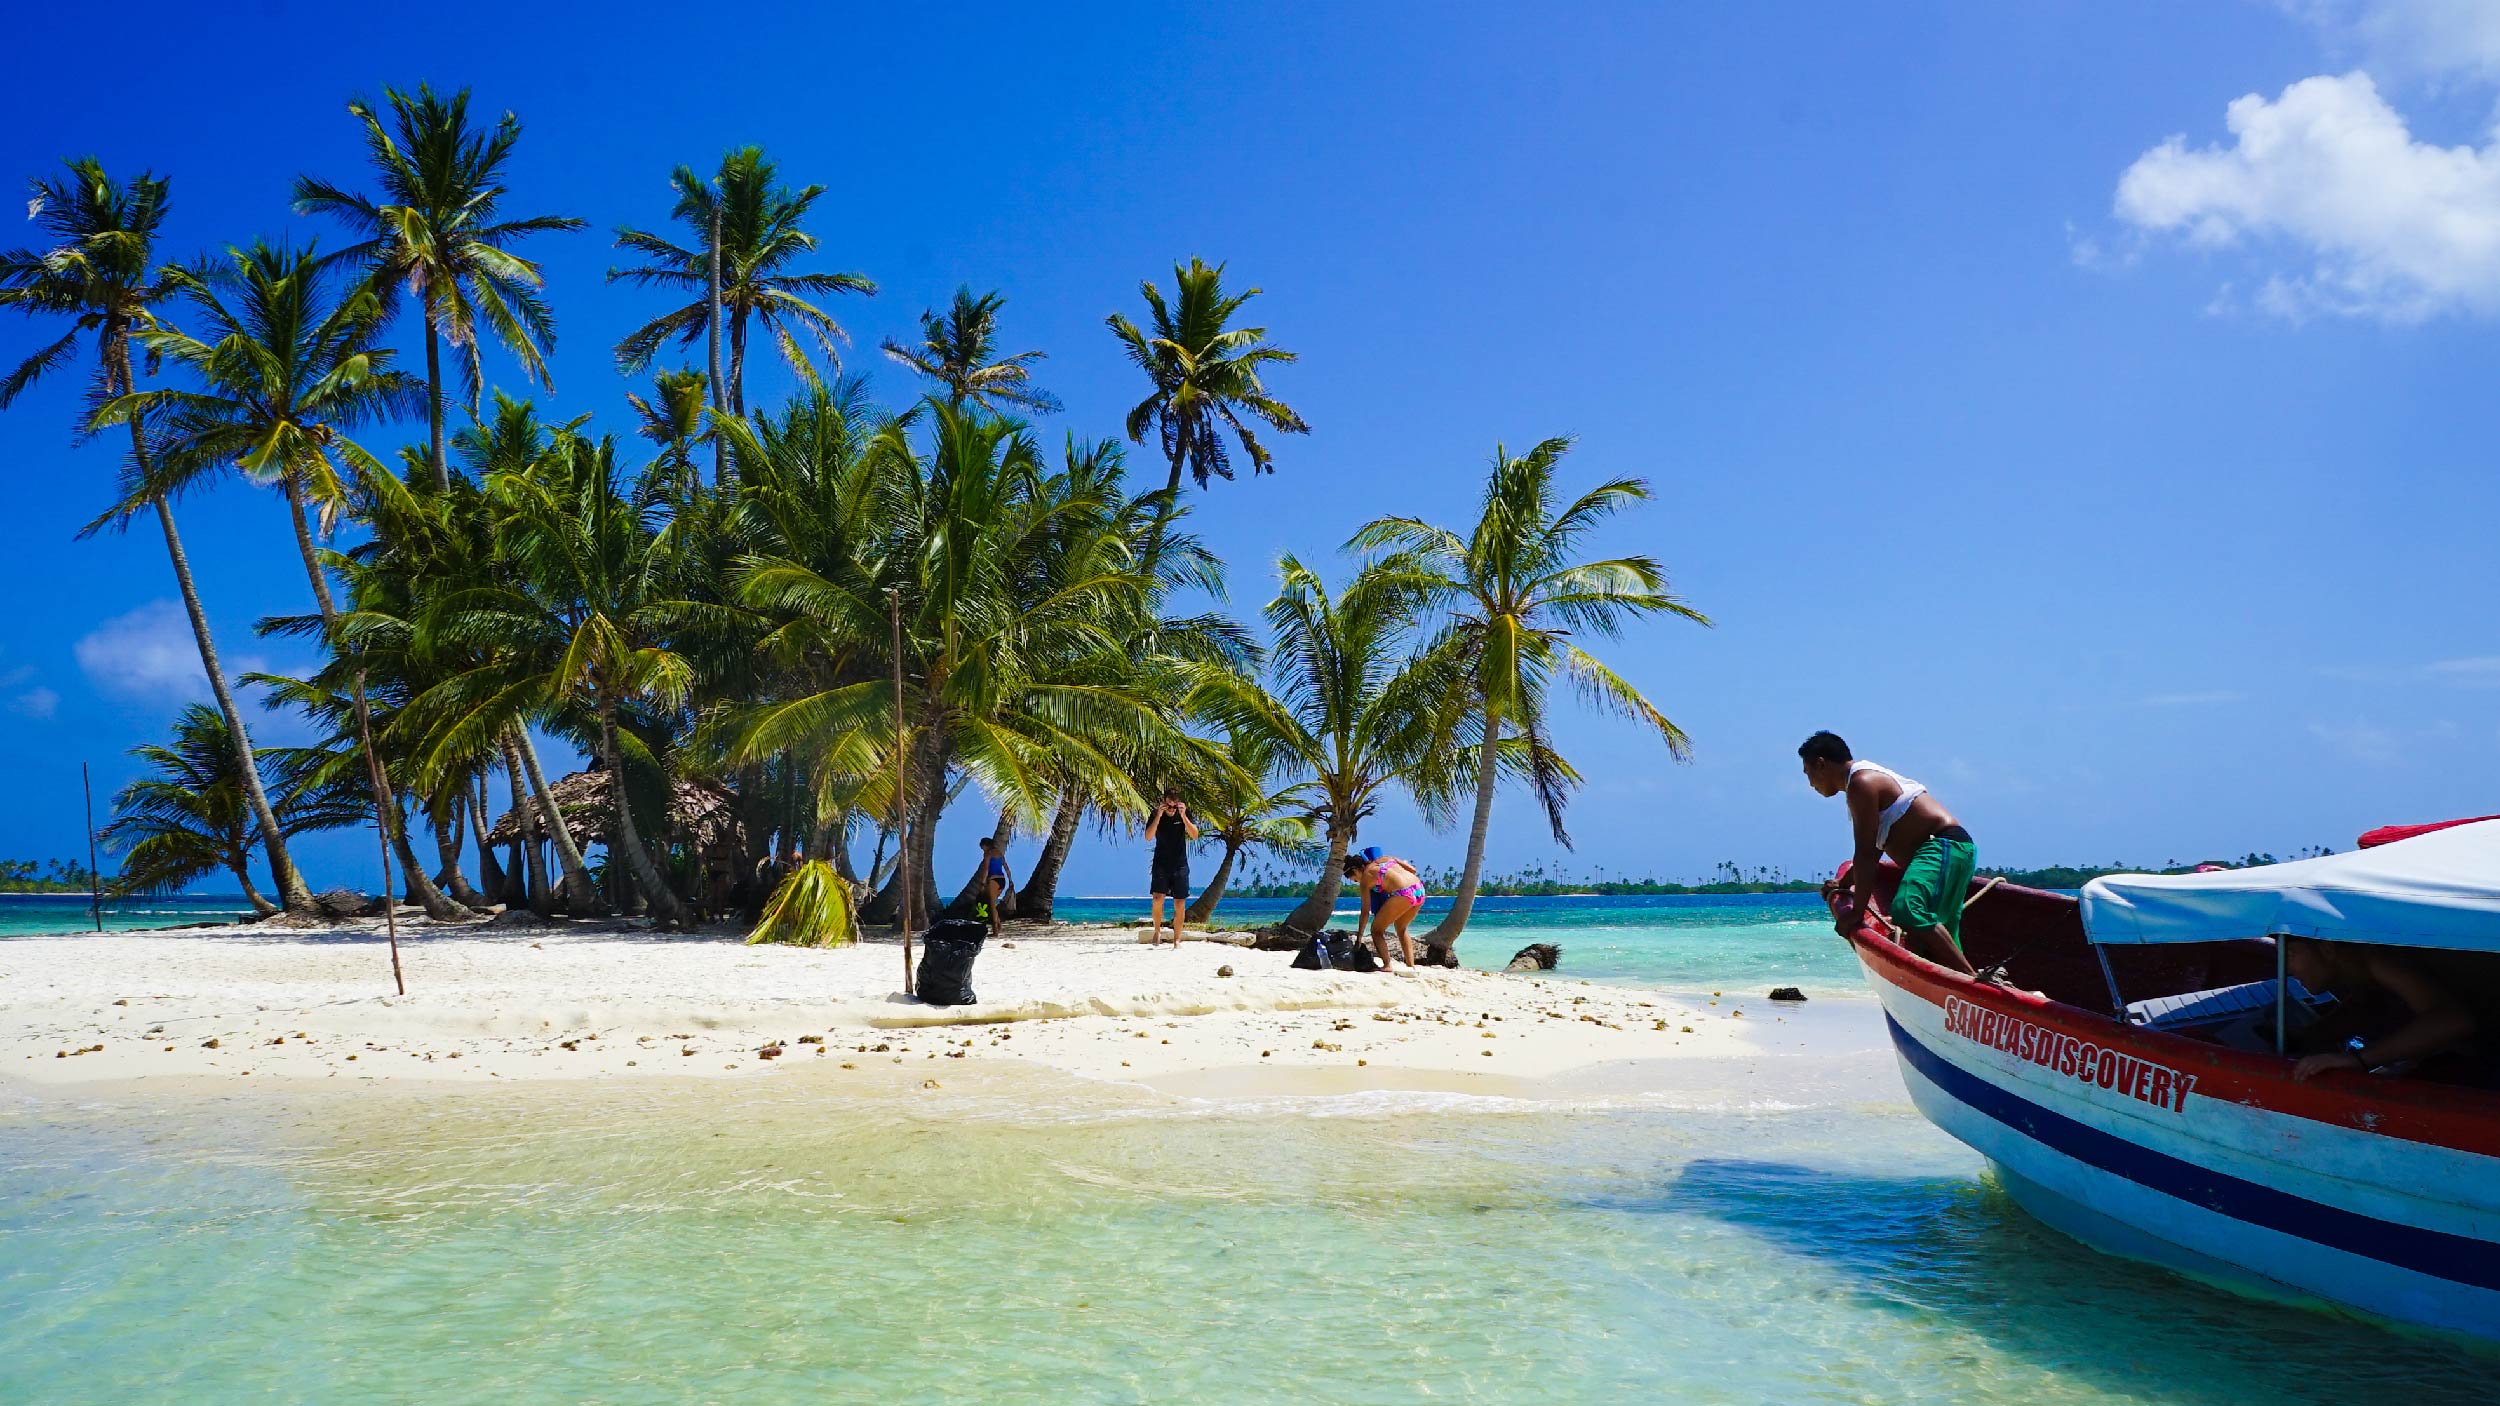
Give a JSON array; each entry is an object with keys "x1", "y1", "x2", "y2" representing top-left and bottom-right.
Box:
[{"x1": 1884, "y1": 1012, "x2": 2500, "y2": 1293}]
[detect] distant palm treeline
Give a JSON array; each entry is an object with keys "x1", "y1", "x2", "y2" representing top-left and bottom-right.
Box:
[{"x1": 0, "y1": 859, "x2": 101, "y2": 893}]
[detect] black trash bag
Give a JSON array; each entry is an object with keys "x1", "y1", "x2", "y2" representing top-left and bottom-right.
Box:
[
  {"x1": 916, "y1": 919, "x2": 988, "y2": 1006},
  {"x1": 1293, "y1": 929, "x2": 1378, "y2": 973},
  {"x1": 1331, "y1": 932, "x2": 1380, "y2": 973}
]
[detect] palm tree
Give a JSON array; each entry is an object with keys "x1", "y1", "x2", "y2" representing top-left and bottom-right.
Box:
[
  {"x1": 102, "y1": 704, "x2": 365, "y2": 912},
  {"x1": 0, "y1": 160, "x2": 317, "y2": 917},
  {"x1": 729, "y1": 400, "x2": 1179, "y2": 922},
  {"x1": 1184, "y1": 728, "x2": 1315, "y2": 924},
  {"x1": 1201, "y1": 556, "x2": 1450, "y2": 934},
  {"x1": 294, "y1": 83, "x2": 584, "y2": 491},
  {"x1": 1351, "y1": 438, "x2": 1709, "y2": 960},
  {"x1": 609, "y1": 147, "x2": 875, "y2": 418},
  {"x1": 883, "y1": 287, "x2": 1058, "y2": 415},
  {"x1": 95, "y1": 239, "x2": 475, "y2": 921},
  {"x1": 626, "y1": 367, "x2": 709, "y2": 503},
  {"x1": 446, "y1": 430, "x2": 696, "y2": 924},
  {"x1": 1106, "y1": 258, "x2": 1308, "y2": 509}
]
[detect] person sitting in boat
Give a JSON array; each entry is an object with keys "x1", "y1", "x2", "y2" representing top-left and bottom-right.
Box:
[
  {"x1": 1800, "y1": 731, "x2": 1978, "y2": 976},
  {"x1": 2284, "y1": 937, "x2": 2500, "y2": 1083}
]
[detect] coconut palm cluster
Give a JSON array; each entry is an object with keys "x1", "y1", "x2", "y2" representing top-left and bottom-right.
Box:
[{"x1": 2, "y1": 84, "x2": 1704, "y2": 958}]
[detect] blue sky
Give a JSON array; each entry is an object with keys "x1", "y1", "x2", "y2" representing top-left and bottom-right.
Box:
[{"x1": 2, "y1": 0, "x2": 2496, "y2": 896}]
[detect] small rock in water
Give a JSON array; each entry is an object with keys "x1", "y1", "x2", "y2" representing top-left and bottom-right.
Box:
[{"x1": 1768, "y1": 987, "x2": 1807, "y2": 1002}]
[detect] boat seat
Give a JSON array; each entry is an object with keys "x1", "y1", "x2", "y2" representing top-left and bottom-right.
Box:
[{"x1": 2127, "y1": 978, "x2": 2325, "y2": 1043}]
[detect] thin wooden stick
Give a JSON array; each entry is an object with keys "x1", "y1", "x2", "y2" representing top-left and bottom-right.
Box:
[
  {"x1": 355, "y1": 703, "x2": 405, "y2": 995},
  {"x1": 891, "y1": 587, "x2": 914, "y2": 997},
  {"x1": 82, "y1": 763, "x2": 102, "y2": 933}
]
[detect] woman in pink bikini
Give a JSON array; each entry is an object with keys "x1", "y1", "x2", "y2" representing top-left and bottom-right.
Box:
[{"x1": 1343, "y1": 851, "x2": 1427, "y2": 972}]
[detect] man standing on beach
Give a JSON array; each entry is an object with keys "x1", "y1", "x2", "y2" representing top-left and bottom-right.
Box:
[
  {"x1": 1145, "y1": 789, "x2": 1197, "y2": 948},
  {"x1": 1800, "y1": 731, "x2": 1978, "y2": 975}
]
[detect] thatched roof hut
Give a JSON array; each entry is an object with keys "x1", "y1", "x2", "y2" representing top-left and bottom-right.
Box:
[{"x1": 487, "y1": 768, "x2": 747, "y2": 856}]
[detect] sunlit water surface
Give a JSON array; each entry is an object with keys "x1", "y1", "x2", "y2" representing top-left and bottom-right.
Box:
[{"x1": 4, "y1": 1065, "x2": 2489, "y2": 1404}]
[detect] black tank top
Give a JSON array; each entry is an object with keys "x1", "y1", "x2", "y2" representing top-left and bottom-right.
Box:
[{"x1": 1153, "y1": 812, "x2": 1188, "y2": 865}]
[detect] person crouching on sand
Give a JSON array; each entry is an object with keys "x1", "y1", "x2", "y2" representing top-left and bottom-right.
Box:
[
  {"x1": 1800, "y1": 730, "x2": 1979, "y2": 977},
  {"x1": 1145, "y1": 789, "x2": 1197, "y2": 948},
  {"x1": 1345, "y1": 851, "x2": 1426, "y2": 973}
]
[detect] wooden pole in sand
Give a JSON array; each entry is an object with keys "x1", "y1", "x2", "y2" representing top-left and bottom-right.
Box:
[
  {"x1": 355, "y1": 709, "x2": 406, "y2": 996},
  {"x1": 890, "y1": 586, "x2": 914, "y2": 997},
  {"x1": 81, "y1": 763, "x2": 102, "y2": 933}
]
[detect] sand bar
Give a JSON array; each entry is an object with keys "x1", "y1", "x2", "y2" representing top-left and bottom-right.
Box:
[{"x1": 0, "y1": 915, "x2": 1872, "y2": 1096}]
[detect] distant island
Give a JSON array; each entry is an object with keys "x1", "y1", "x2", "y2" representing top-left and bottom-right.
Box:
[
  {"x1": 0, "y1": 859, "x2": 100, "y2": 895},
  {"x1": 1219, "y1": 848, "x2": 2338, "y2": 901}
]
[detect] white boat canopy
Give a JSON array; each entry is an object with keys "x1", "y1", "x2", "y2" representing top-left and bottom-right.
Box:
[{"x1": 2080, "y1": 820, "x2": 2500, "y2": 952}]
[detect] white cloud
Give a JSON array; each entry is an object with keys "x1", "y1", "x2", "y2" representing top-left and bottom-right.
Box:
[
  {"x1": 2282, "y1": 1, "x2": 2500, "y2": 84},
  {"x1": 2429, "y1": 655, "x2": 2500, "y2": 683},
  {"x1": 2308, "y1": 717, "x2": 2406, "y2": 765},
  {"x1": 2114, "y1": 72, "x2": 2500, "y2": 320},
  {"x1": 9, "y1": 687, "x2": 58, "y2": 720},
  {"x1": 75, "y1": 601, "x2": 221, "y2": 704}
]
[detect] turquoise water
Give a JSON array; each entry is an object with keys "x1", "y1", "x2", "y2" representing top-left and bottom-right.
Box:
[
  {"x1": 0, "y1": 892, "x2": 254, "y2": 936},
  {"x1": 4, "y1": 1072, "x2": 2490, "y2": 1404},
  {"x1": 1061, "y1": 893, "x2": 1855, "y2": 991},
  {"x1": 4, "y1": 894, "x2": 2493, "y2": 1401}
]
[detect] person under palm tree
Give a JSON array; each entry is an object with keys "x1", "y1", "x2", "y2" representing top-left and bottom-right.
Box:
[
  {"x1": 1145, "y1": 789, "x2": 1198, "y2": 948},
  {"x1": 967, "y1": 837, "x2": 1014, "y2": 938},
  {"x1": 1345, "y1": 850, "x2": 1426, "y2": 972}
]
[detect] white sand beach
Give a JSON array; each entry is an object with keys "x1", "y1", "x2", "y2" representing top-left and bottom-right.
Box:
[{"x1": 0, "y1": 915, "x2": 1868, "y2": 1095}]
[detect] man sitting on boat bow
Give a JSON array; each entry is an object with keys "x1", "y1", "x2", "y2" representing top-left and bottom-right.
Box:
[{"x1": 1801, "y1": 731, "x2": 1979, "y2": 976}]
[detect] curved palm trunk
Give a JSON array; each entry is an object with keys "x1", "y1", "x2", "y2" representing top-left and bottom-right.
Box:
[
  {"x1": 1014, "y1": 788, "x2": 1084, "y2": 924},
  {"x1": 228, "y1": 859, "x2": 278, "y2": 918},
  {"x1": 159, "y1": 494, "x2": 315, "y2": 916},
  {"x1": 511, "y1": 727, "x2": 604, "y2": 915},
  {"x1": 1421, "y1": 706, "x2": 1501, "y2": 965},
  {"x1": 1284, "y1": 823, "x2": 1352, "y2": 935},
  {"x1": 859, "y1": 725, "x2": 946, "y2": 928},
  {"x1": 433, "y1": 799, "x2": 491, "y2": 908},
  {"x1": 467, "y1": 772, "x2": 508, "y2": 904},
  {"x1": 1185, "y1": 836, "x2": 1242, "y2": 925},
  {"x1": 597, "y1": 691, "x2": 687, "y2": 926},
  {"x1": 500, "y1": 745, "x2": 550, "y2": 913},
  {"x1": 278, "y1": 469, "x2": 472, "y2": 923},
  {"x1": 109, "y1": 332, "x2": 312, "y2": 918}
]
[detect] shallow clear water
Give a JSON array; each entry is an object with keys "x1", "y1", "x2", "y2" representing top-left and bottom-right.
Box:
[
  {"x1": 4, "y1": 1073, "x2": 2489, "y2": 1404},
  {"x1": 1061, "y1": 893, "x2": 1855, "y2": 992}
]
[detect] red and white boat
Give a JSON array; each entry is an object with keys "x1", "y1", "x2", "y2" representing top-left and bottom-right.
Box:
[{"x1": 1840, "y1": 818, "x2": 2500, "y2": 1339}]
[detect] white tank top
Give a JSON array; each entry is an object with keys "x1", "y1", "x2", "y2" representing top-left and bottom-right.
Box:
[{"x1": 1849, "y1": 761, "x2": 1928, "y2": 848}]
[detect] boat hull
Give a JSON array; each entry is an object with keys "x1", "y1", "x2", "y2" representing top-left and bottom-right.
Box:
[{"x1": 1856, "y1": 936, "x2": 2500, "y2": 1340}]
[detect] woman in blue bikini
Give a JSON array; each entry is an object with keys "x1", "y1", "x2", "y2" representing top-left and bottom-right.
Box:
[{"x1": 1343, "y1": 851, "x2": 1426, "y2": 972}]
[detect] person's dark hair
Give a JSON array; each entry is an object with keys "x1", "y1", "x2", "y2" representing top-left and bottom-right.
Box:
[
  {"x1": 1342, "y1": 854, "x2": 1364, "y2": 877},
  {"x1": 979, "y1": 837, "x2": 995, "y2": 851},
  {"x1": 1160, "y1": 787, "x2": 1180, "y2": 802},
  {"x1": 1798, "y1": 731, "x2": 1852, "y2": 765}
]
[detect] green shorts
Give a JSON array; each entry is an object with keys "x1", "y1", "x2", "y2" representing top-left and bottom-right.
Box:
[{"x1": 1892, "y1": 834, "x2": 1977, "y2": 949}]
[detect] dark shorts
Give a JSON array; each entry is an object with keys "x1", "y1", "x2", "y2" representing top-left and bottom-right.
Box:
[{"x1": 1150, "y1": 862, "x2": 1190, "y2": 898}]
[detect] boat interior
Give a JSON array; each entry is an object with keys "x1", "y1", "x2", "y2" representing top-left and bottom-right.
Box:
[{"x1": 1860, "y1": 873, "x2": 2500, "y2": 1093}]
